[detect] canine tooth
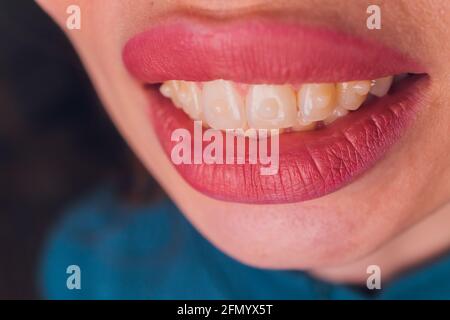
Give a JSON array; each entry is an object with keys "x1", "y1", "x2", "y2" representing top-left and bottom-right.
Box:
[
  {"x1": 336, "y1": 80, "x2": 371, "y2": 111},
  {"x1": 298, "y1": 83, "x2": 336, "y2": 122},
  {"x1": 370, "y1": 76, "x2": 393, "y2": 97},
  {"x1": 324, "y1": 106, "x2": 349, "y2": 125},
  {"x1": 201, "y1": 80, "x2": 246, "y2": 130},
  {"x1": 246, "y1": 85, "x2": 297, "y2": 129}
]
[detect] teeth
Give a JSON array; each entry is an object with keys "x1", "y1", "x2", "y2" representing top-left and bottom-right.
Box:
[
  {"x1": 336, "y1": 80, "x2": 371, "y2": 111},
  {"x1": 178, "y1": 81, "x2": 202, "y2": 120},
  {"x1": 324, "y1": 106, "x2": 349, "y2": 125},
  {"x1": 292, "y1": 121, "x2": 316, "y2": 132},
  {"x1": 160, "y1": 80, "x2": 182, "y2": 108},
  {"x1": 246, "y1": 84, "x2": 297, "y2": 129},
  {"x1": 201, "y1": 80, "x2": 246, "y2": 130},
  {"x1": 370, "y1": 76, "x2": 394, "y2": 97},
  {"x1": 298, "y1": 83, "x2": 336, "y2": 122},
  {"x1": 160, "y1": 74, "x2": 400, "y2": 133}
]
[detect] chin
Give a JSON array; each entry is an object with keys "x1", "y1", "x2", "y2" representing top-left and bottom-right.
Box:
[{"x1": 171, "y1": 187, "x2": 404, "y2": 270}]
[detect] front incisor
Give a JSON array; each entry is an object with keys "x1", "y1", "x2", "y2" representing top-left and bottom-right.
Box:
[
  {"x1": 201, "y1": 80, "x2": 247, "y2": 130},
  {"x1": 246, "y1": 84, "x2": 297, "y2": 129}
]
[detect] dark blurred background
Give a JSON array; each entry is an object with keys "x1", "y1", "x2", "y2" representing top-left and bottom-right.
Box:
[{"x1": 0, "y1": 1, "x2": 157, "y2": 299}]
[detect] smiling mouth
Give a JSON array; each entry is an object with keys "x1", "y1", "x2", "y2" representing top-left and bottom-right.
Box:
[{"x1": 123, "y1": 17, "x2": 430, "y2": 204}]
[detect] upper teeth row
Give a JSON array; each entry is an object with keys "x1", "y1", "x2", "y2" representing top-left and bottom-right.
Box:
[{"x1": 160, "y1": 76, "x2": 395, "y2": 131}]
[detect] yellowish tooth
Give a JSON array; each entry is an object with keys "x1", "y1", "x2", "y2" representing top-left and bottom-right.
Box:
[
  {"x1": 292, "y1": 107, "x2": 316, "y2": 131},
  {"x1": 298, "y1": 83, "x2": 336, "y2": 122},
  {"x1": 292, "y1": 121, "x2": 316, "y2": 132},
  {"x1": 246, "y1": 84, "x2": 297, "y2": 129},
  {"x1": 370, "y1": 76, "x2": 393, "y2": 97},
  {"x1": 161, "y1": 80, "x2": 205, "y2": 122},
  {"x1": 160, "y1": 81, "x2": 182, "y2": 108},
  {"x1": 336, "y1": 80, "x2": 371, "y2": 111},
  {"x1": 201, "y1": 80, "x2": 247, "y2": 130},
  {"x1": 324, "y1": 106, "x2": 349, "y2": 125},
  {"x1": 160, "y1": 82, "x2": 173, "y2": 98},
  {"x1": 177, "y1": 81, "x2": 202, "y2": 120}
]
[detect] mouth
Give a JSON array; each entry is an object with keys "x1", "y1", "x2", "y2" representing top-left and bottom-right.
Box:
[{"x1": 123, "y1": 17, "x2": 430, "y2": 204}]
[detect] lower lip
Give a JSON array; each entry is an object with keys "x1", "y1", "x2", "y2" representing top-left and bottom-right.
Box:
[{"x1": 147, "y1": 75, "x2": 429, "y2": 204}]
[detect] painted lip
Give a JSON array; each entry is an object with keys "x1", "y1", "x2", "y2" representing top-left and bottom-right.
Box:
[
  {"x1": 123, "y1": 18, "x2": 429, "y2": 204},
  {"x1": 123, "y1": 18, "x2": 425, "y2": 84}
]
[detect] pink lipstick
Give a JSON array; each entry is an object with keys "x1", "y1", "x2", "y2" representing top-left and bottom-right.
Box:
[{"x1": 123, "y1": 17, "x2": 429, "y2": 204}]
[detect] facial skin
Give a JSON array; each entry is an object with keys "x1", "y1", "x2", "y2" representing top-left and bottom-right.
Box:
[{"x1": 36, "y1": 0, "x2": 450, "y2": 283}]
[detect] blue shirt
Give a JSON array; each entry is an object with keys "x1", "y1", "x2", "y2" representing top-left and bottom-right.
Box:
[{"x1": 40, "y1": 188, "x2": 450, "y2": 299}]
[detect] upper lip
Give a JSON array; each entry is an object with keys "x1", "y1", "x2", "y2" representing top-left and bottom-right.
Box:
[
  {"x1": 122, "y1": 16, "x2": 429, "y2": 204},
  {"x1": 123, "y1": 17, "x2": 425, "y2": 84}
]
